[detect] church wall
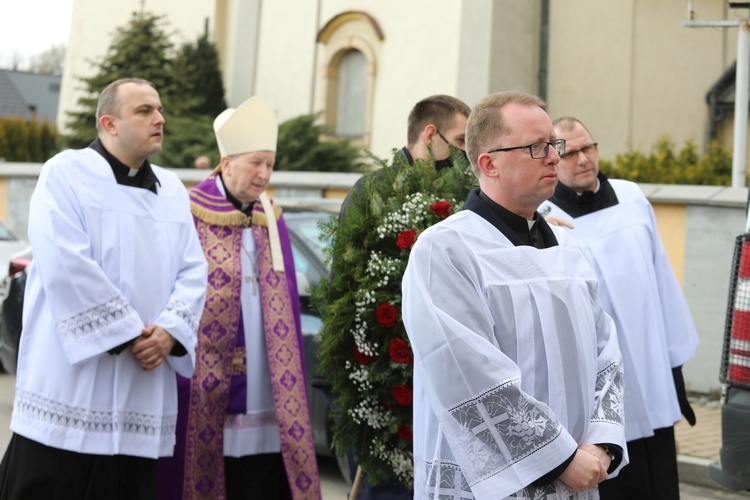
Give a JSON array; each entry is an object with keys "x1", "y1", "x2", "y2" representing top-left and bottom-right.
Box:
[
  {"x1": 249, "y1": 1, "x2": 319, "y2": 119},
  {"x1": 249, "y1": 0, "x2": 505, "y2": 160},
  {"x1": 485, "y1": 1, "x2": 540, "y2": 96},
  {"x1": 216, "y1": 0, "x2": 262, "y2": 108}
]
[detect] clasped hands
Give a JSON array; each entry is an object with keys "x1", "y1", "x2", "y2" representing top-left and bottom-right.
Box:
[
  {"x1": 131, "y1": 324, "x2": 175, "y2": 371},
  {"x1": 559, "y1": 444, "x2": 612, "y2": 492}
]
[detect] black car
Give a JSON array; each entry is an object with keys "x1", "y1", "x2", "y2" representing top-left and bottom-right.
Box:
[
  {"x1": 0, "y1": 201, "x2": 349, "y2": 479},
  {"x1": 0, "y1": 247, "x2": 31, "y2": 374}
]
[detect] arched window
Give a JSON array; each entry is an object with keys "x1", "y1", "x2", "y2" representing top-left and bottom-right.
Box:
[
  {"x1": 335, "y1": 50, "x2": 367, "y2": 137},
  {"x1": 317, "y1": 12, "x2": 384, "y2": 146}
]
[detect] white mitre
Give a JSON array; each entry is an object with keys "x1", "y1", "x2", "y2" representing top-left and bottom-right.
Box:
[{"x1": 213, "y1": 96, "x2": 278, "y2": 157}]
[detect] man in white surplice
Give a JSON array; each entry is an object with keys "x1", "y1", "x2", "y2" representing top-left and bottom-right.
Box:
[
  {"x1": 0, "y1": 78, "x2": 207, "y2": 500},
  {"x1": 402, "y1": 91, "x2": 627, "y2": 500},
  {"x1": 540, "y1": 117, "x2": 699, "y2": 500}
]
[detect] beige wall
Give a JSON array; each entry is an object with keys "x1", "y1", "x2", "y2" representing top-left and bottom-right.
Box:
[
  {"x1": 487, "y1": 1, "x2": 540, "y2": 95},
  {"x1": 214, "y1": 0, "x2": 262, "y2": 107},
  {"x1": 547, "y1": 0, "x2": 734, "y2": 161},
  {"x1": 652, "y1": 202, "x2": 687, "y2": 286}
]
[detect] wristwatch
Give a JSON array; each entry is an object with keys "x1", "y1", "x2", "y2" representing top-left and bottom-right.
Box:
[{"x1": 598, "y1": 444, "x2": 617, "y2": 462}]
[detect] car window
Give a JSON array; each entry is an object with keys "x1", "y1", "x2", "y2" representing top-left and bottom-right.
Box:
[
  {"x1": 286, "y1": 216, "x2": 328, "y2": 265},
  {"x1": 286, "y1": 212, "x2": 332, "y2": 296}
]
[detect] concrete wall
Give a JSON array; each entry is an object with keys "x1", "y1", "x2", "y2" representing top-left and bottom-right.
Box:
[{"x1": 0, "y1": 162, "x2": 743, "y2": 394}]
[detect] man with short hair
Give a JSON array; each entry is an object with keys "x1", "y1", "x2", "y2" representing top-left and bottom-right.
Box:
[
  {"x1": 402, "y1": 91, "x2": 627, "y2": 499},
  {"x1": 402, "y1": 94, "x2": 471, "y2": 168},
  {"x1": 541, "y1": 117, "x2": 699, "y2": 500},
  {"x1": 157, "y1": 96, "x2": 321, "y2": 500},
  {"x1": 340, "y1": 94, "x2": 470, "y2": 215},
  {"x1": 0, "y1": 78, "x2": 208, "y2": 499}
]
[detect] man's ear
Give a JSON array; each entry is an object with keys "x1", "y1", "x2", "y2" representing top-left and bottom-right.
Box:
[
  {"x1": 99, "y1": 115, "x2": 116, "y2": 135},
  {"x1": 477, "y1": 153, "x2": 498, "y2": 178},
  {"x1": 423, "y1": 124, "x2": 438, "y2": 145},
  {"x1": 219, "y1": 155, "x2": 231, "y2": 176}
]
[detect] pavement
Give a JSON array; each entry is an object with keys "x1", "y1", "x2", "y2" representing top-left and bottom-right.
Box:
[
  {"x1": 0, "y1": 373, "x2": 748, "y2": 498},
  {"x1": 675, "y1": 395, "x2": 750, "y2": 497}
]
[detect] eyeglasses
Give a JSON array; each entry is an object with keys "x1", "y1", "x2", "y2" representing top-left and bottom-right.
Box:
[
  {"x1": 561, "y1": 142, "x2": 598, "y2": 160},
  {"x1": 487, "y1": 139, "x2": 566, "y2": 159},
  {"x1": 436, "y1": 129, "x2": 467, "y2": 149},
  {"x1": 436, "y1": 130, "x2": 450, "y2": 145}
]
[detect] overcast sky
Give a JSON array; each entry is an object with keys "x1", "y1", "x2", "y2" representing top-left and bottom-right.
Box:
[{"x1": 0, "y1": 0, "x2": 74, "y2": 68}]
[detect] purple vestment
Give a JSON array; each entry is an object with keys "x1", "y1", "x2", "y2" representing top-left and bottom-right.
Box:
[{"x1": 157, "y1": 173, "x2": 320, "y2": 499}]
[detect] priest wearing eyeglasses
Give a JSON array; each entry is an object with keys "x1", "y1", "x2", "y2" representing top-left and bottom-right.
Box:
[
  {"x1": 540, "y1": 117, "x2": 699, "y2": 500},
  {"x1": 401, "y1": 91, "x2": 627, "y2": 499}
]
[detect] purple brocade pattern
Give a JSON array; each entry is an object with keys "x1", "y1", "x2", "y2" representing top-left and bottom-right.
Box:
[
  {"x1": 251, "y1": 218, "x2": 320, "y2": 499},
  {"x1": 174, "y1": 176, "x2": 320, "y2": 500},
  {"x1": 182, "y1": 221, "x2": 242, "y2": 499}
]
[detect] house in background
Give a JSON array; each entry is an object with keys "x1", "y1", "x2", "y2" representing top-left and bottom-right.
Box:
[{"x1": 0, "y1": 69, "x2": 61, "y2": 124}]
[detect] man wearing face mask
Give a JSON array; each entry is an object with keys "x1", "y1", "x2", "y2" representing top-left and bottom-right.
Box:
[{"x1": 339, "y1": 94, "x2": 471, "y2": 216}]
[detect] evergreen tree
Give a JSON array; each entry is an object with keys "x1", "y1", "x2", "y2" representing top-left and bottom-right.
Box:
[
  {"x1": 275, "y1": 113, "x2": 365, "y2": 172},
  {"x1": 63, "y1": 11, "x2": 176, "y2": 149},
  {"x1": 151, "y1": 114, "x2": 219, "y2": 169},
  {"x1": 149, "y1": 33, "x2": 227, "y2": 168},
  {"x1": 172, "y1": 35, "x2": 226, "y2": 117}
]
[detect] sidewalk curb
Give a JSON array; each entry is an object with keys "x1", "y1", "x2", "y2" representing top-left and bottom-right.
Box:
[{"x1": 678, "y1": 455, "x2": 750, "y2": 496}]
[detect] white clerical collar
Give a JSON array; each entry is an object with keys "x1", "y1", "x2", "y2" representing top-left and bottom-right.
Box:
[
  {"x1": 127, "y1": 168, "x2": 139, "y2": 177},
  {"x1": 576, "y1": 177, "x2": 600, "y2": 196},
  {"x1": 527, "y1": 219, "x2": 536, "y2": 231}
]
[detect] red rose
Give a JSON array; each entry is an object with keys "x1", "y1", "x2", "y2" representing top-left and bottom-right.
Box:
[
  {"x1": 397, "y1": 422, "x2": 413, "y2": 441},
  {"x1": 389, "y1": 337, "x2": 413, "y2": 364},
  {"x1": 392, "y1": 384, "x2": 413, "y2": 406},
  {"x1": 396, "y1": 229, "x2": 417, "y2": 250},
  {"x1": 353, "y1": 344, "x2": 371, "y2": 365},
  {"x1": 430, "y1": 200, "x2": 453, "y2": 218},
  {"x1": 375, "y1": 302, "x2": 399, "y2": 328}
]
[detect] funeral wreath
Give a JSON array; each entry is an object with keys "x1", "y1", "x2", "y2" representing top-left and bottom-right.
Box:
[{"x1": 312, "y1": 148, "x2": 476, "y2": 486}]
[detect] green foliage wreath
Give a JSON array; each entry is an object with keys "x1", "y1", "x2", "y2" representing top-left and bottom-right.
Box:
[{"x1": 311, "y1": 148, "x2": 477, "y2": 486}]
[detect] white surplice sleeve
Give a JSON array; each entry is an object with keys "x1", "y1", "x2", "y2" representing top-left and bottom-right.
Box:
[
  {"x1": 28, "y1": 157, "x2": 146, "y2": 365},
  {"x1": 153, "y1": 186, "x2": 207, "y2": 378},
  {"x1": 402, "y1": 225, "x2": 579, "y2": 499},
  {"x1": 581, "y1": 280, "x2": 627, "y2": 456}
]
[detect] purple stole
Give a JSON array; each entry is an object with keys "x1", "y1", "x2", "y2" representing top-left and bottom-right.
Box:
[{"x1": 161, "y1": 174, "x2": 320, "y2": 500}]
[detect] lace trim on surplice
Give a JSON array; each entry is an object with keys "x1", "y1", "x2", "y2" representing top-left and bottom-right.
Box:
[
  {"x1": 14, "y1": 389, "x2": 175, "y2": 437},
  {"x1": 164, "y1": 299, "x2": 199, "y2": 332},
  {"x1": 591, "y1": 361, "x2": 624, "y2": 426},
  {"x1": 55, "y1": 295, "x2": 137, "y2": 349},
  {"x1": 415, "y1": 458, "x2": 598, "y2": 499},
  {"x1": 439, "y1": 380, "x2": 563, "y2": 488}
]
